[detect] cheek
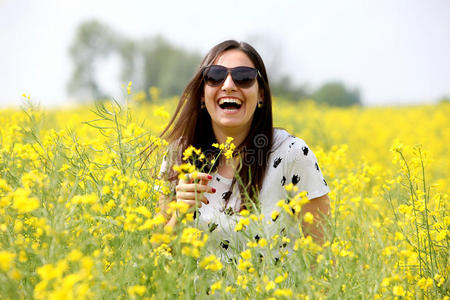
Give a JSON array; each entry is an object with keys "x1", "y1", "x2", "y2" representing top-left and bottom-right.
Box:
[{"x1": 203, "y1": 87, "x2": 216, "y2": 103}]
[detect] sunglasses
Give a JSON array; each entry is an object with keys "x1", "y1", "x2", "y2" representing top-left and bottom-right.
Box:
[{"x1": 202, "y1": 65, "x2": 261, "y2": 88}]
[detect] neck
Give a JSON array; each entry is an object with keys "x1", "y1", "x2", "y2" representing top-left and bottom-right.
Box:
[{"x1": 212, "y1": 124, "x2": 250, "y2": 147}]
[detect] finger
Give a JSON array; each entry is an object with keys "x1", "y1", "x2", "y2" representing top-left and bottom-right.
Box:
[
  {"x1": 179, "y1": 200, "x2": 202, "y2": 208},
  {"x1": 191, "y1": 172, "x2": 213, "y2": 182},
  {"x1": 176, "y1": 191, "x2": 197, "y2": 200},
  {"x1": 177, "y1": 184, "x2": 216, "y2": 194},
  {"x1": 177, "y1": 191, "x2": 210, "y2": 204},
  {"x1": 179, "y1": 173, "x2": 192, "y2": 184}
]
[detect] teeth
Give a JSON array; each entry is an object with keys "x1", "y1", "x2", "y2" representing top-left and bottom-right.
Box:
[{"x1": 218, "y1": 98, "x2": 242, "y2": 105}]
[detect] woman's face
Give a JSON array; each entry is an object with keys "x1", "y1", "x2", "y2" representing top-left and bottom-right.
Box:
[{"x1": 202, "y1": 49, "x2": 263, "y2": 135}]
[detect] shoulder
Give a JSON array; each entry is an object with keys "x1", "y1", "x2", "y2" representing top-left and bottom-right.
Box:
[{"x1": 271, "y1": 129, "x2": 310, "y2": 163}]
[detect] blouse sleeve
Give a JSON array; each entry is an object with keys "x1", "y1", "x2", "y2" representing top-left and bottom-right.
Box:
[
  {"x1": 284, "y1": 137, "x2": 330, "y2": 200},
  {"x1": 158, "y1": 154, "x2": 169, "y2": 180}
]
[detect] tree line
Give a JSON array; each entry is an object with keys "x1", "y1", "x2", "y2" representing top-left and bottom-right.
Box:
[{"x1": 68, "y1": 20, "x2": 361, "y2": 106}]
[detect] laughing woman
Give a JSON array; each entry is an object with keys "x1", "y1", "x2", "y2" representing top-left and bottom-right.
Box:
[{"x1": 156, "y1": 40, "x2": 330, "y2": 250}]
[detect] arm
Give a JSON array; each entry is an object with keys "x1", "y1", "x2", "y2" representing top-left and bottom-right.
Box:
[{"x1": 300, "y1": 194, "x2": 330, "y2": 245}]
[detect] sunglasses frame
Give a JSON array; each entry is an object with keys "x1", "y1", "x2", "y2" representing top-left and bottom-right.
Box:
[{"x1": 202, "y1": 65, "x2": 262, "y2": 88}]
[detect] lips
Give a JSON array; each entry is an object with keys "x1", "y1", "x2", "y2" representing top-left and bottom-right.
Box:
[{"x1": 218, "y1": 97, "x2": 243, "y2": 110}]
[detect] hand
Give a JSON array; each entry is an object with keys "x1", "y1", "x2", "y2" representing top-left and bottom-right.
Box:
[{"x1": 175, "y1": 172, "x2": 216, "y2": 209}]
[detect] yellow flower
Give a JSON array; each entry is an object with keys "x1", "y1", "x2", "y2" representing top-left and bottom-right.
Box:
[
  {"x1": 258, "y1": 238, "x2": 268, "y2": 247},
  {"x1": 11, "y1": 188, "x2": 40, "y2": 213},
  {"x1": 0, "y1": 251, "x2": 15, "y2": 271},
  {"x1": 271, "y1": 210, "x2": 280, "y2": 221},
  {"x1": 210, "y1": 280, "x2": 222, "y2": 295},
  {"x1": 392, "y1": 285, "x2": 405, "y2": 296},
  {"x1": 240, "y1": 249, "x2": 251, "y2": 260},
  {"x1": 182, "y1": 145, "x2": 202, "y2": 161},
  {"x1": 199, "y1": 255, "x2": 223, "y2": 271},
  {"x1": 234, "y1": 218, "x2": 249, "y2": 232},
  {"x1": 284, "y1": 183, "x2": 298, "y2": 193},
  {"x1": 240, "y1": 209, "x2": 250, "y2": 217},
  {"x1": 275, "y1": 273, "x2": 287, "y2": 283},
  {"x1": 128, "y1": 285, "x2": 146, "y2": 297},
  {"x1": 237, "y1": 259, "x2": 253, "y2": 272},
  {"x1": 135, "y1": 206, "x2": 151, "y2": 218},
  {"x1": 273, "y1": 288, "x2": 293, "y2": 297},
  {"x1": 265, "y1": 281, "x2": 275, "y2": 291},
  {"x1": 316, "y1": 254, "x2": 325, "y2": 263},
  {"x1": 303, "y1": 212, "x2": 314, "y2": 224},
  {"x1": 68, "y1": 249, "x2": 83, "y2": 262},
  {"x1": 173, "y1": 163, "x2": 196, "y2": 180},
  {"x1": 127, "y1": 81, "x2": 132, "y2": 95},
  {"x1": 417, "y1": 277, "x2": 433, "y2": 290},
  {"x1": 224, "y1": 149, "x2": 234, "y2": 159}
]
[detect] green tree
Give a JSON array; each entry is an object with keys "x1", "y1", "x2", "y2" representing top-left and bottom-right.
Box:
[
  {"x1": 270, "y1": 75, "x2": 309, "y2": 101},
  {"x1": 312, "y1": 81, "x2": 361, "y2": 106},
  {"x1": 67, "y1": 21, "x2": 201, "y2": 101},
  {"x1": 138, "y1": 36, "x2": 201, "y2": 98},
  {"x1": 67, "y1": 20, "x2": 121, "y2": 100}
]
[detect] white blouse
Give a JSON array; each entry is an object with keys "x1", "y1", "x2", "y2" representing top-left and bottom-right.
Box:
[{"x1": 159, "y1": 129, "x2": 330, "y2": 254}]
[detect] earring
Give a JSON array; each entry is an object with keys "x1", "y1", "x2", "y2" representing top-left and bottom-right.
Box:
[
  {"x1": 258, "y1": 101, "x2": 263, "y2": 108},
  {"x1": 201, "y1": 101, "x2": 205, "y2": 109}
]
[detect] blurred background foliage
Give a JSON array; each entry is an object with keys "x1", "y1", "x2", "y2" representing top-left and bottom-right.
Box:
[{"x1": 68, "y1": 20, "x2": 361, "y2": 107}]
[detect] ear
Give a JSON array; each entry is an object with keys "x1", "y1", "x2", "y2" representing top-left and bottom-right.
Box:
[{"x1": 258, "y1": 88, "x2": 264, "y2": 102}]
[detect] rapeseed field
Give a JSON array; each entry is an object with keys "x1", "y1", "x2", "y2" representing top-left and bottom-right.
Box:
[{"x1": 0, "y1": 91, "x2": 448, "y2": 299}]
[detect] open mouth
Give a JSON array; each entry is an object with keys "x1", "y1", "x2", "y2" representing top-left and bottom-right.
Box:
[{"x1": 218, "y1": 98, "x2": 242, "y2": 110}]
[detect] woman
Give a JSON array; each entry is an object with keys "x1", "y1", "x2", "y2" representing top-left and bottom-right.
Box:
[{"x1": 157, "y1": 40, "x2": 330, "y2": 247}]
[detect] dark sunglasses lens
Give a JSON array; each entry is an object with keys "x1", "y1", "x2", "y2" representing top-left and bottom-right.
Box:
[
  {"x1": 231, "y1": 67, "x2": 258, "y2": 88},
  {"x1": 205, "y1": 66, "x2": 227, "y2": 86}
]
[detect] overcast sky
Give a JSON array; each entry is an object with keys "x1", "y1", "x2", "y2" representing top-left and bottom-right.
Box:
[{"x1": 1, "y1": 0, "x2": 449, "y2": 107}]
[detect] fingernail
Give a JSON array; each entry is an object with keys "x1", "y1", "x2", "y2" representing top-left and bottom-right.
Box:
[
  {"x1": 208, "y1": 175, "x2": 212, "y2": 180},
  {"x1": 212, "y1": 188, "x2": 216, "y2": 193}
]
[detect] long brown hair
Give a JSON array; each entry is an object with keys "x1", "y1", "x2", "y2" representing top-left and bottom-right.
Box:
[{"x1": 157, "y1": 40, "x2": 273, "y2": 210}]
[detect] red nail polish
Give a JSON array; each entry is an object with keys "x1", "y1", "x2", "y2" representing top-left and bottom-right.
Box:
[
  {"x1": 212, "y1": 188, "x2": 216, "y2": 193},
  {"x1": 208, "y1": 175, "x2": 212, "y2": 180}
]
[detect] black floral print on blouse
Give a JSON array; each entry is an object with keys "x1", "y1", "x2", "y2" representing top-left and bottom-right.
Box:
[
  {"x1": 281, "y1": 176, "x2": 286, "y2": 186},
  {"x1": 223, "y1": 207, "x2": 234, "y2": 216},
  {"x1": 208, "y1": 222, "x2": 218, "y2": 232},
  {"x1": 292, "y1": 175, "x2": 300, "y2": 185},
  {"x1": 222, "y1": 191, "x2": 232, "y2": 200},
  {"x1": 273, "y1": 157, "x2": 282, "y2": 168},
  {"x1": 302, "y1": 146, "x2": 309, "y2": 156},
  {"x1": 220, "y1": 240, "x2": 230, "y2": 250}
]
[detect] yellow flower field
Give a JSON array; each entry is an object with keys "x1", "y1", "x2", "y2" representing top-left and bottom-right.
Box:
[{"x1": 0, "y1": 94, "x2": 448, "y2": 299}]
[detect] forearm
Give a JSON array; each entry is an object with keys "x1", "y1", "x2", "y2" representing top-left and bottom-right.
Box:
[
  {"x1": 166, "y1": 213, "x2": 177, "y2": 227},
  {"x1": 301, "y1": 194, "x2": 330, "y2": 245},
  {"x1": 158, "y1": 194, "x2": 175, "y2": 226}
]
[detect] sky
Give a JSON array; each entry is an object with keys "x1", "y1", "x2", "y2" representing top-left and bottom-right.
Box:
[{"x1": 0, "y1": 0, "x2": 449, "y2": 107}]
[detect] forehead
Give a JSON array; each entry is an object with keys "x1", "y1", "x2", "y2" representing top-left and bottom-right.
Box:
[{"x1": 214, "y1": 49, "x2": 255, "y2": 68}]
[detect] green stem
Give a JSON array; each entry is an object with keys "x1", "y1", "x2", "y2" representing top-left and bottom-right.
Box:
[
  {"x1": 419, "y1": 148, "x2": 436, "y2": 276},
  {"x1": 399, "y1": 151, "x2": 424, "y2": 276}
]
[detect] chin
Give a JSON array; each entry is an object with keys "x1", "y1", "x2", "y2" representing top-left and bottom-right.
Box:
[{"x1": 216, "y1": 118, "x2": 252, "y2": 130}]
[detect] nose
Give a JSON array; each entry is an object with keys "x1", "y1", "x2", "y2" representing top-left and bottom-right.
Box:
[{"x1": 221, "y1": 71, "x2": 237, "y2": 92}]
